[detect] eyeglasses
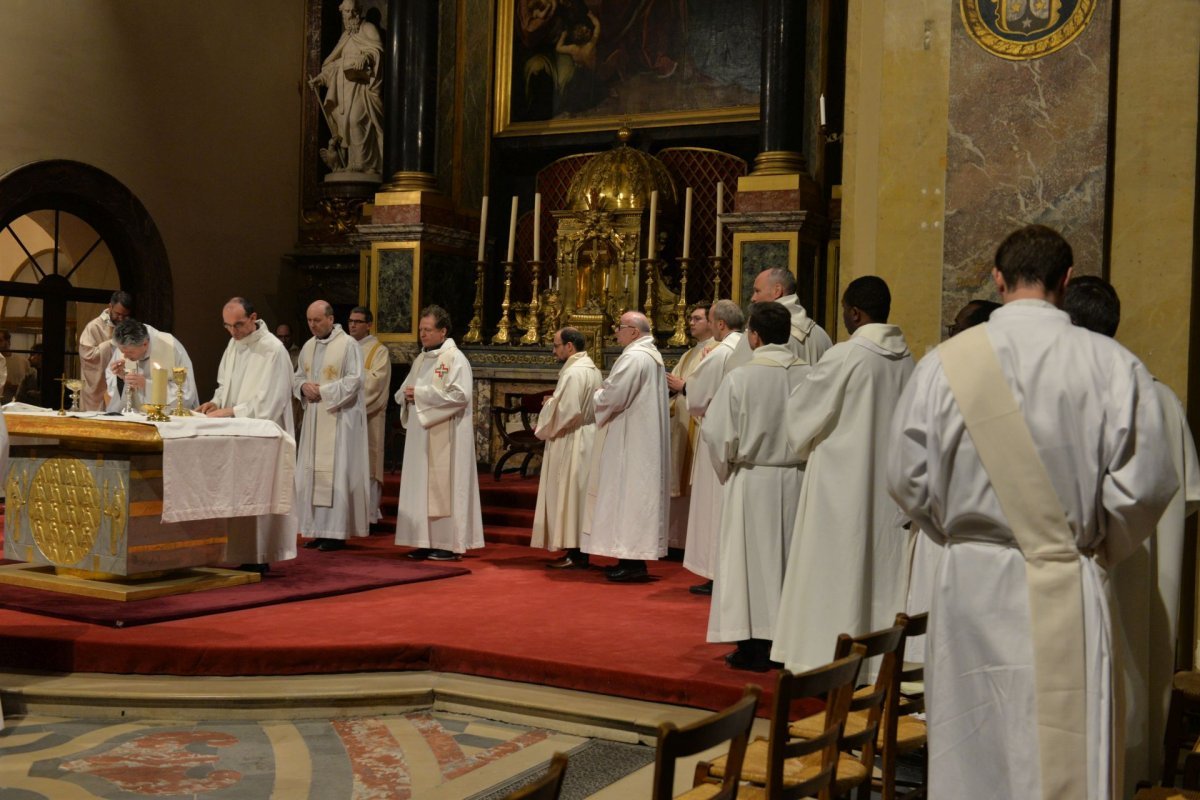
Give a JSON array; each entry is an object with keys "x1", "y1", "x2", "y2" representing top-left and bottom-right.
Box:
[
  {"x1": 348, "y1": 318, "x2": 369, "y2": 325},
  {"x1": 612, "y1": 323, "x2": 638, "y2": 333}
]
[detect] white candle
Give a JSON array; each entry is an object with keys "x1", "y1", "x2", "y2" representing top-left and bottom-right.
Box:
[
  {"x1": 682, "y1": 187, "x2": 693, "y2": 259},
  {"x1": 477, "y1": 196, "x2": 488, "y2": 262},
  {"x1": 150, "y1": 363, "x2": 167, "y2": 405},
  {"x1": 819, "y1": 93, "x2": 827, "y2": 127},
  {"x1": 624, "y1": 273, "x2": 629, "y2": 290},
  {"x1": 715, "y1": 181, "x2": 725, "y2": 258},
  {"x1": 647, "y1": 190, "x2": 659, "y2": 259},
  {"x1": 533, "y1": 193, "x2": 542, "y2": 262},
  {"x1": 506, "y1": 196, "x2": 518, "y2": 263}
]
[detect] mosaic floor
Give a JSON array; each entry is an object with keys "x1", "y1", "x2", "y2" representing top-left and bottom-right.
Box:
[{"x1": 0, "y1": 710, "x2": 614, "y2": 799}]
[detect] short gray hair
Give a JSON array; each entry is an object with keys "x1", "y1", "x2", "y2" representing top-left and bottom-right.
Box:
[
  {"x1": 628, "y1": 312, "x2": 651, "y2": 334},
  {"x1": 710, "y1": 299, "x2": 744, "y2": 330},
  {"x1": 760, "y1": 267, "x2": 797, "y2": 296},
  {"x1": 114, "y1": 318, "x2": 150, "y2": 347}
]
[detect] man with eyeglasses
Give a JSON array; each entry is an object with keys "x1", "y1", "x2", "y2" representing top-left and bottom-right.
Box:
[
  {"x1": 580, "y1": 311, "x2": 670, "y2": 582},
  {"x1": 79, "y1": 290, "x2": 134, "y2": 410},
  {"x1": 663, "y1": 301, "x2": 713, "y2": 555},
  {"x1": 197, "y1": 297, "x2": 297, "y2": 573},
  {"x1": 105, "y1": 317, "x2": 199, "y2": 413},
  {"x1": 347, "y1": 306, "x2": 392, "y2": 524}
]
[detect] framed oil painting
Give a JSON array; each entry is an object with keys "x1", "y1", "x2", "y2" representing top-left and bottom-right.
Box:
[{"x1": 494, "y1": 0, "x2": 762, "y2": 136}]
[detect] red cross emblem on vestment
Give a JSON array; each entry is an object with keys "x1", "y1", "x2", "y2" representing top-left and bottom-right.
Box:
[{"x1": 434, "y1": 362, "x2": 449, "y2": 378}]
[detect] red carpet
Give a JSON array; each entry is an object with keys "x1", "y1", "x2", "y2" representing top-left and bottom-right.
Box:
[
  {"x1": 0, "y1": 474, "x2": 799, "y2": 713},
  {"x1": 0, "y1": 549, "x2": 469, "y2": 627}
]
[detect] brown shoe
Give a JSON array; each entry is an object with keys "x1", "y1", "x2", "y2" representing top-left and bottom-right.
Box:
[{"x1": 546, "y1": 555, "x2": 588, "y2": 569}]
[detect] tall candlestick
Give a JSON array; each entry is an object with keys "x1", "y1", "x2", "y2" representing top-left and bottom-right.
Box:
[
  {"x1": 477, "y1": 195, "x2": 489, "y2": 262},
  {"x1": 647, "y1": 190, "x2": 659, "y2": 259},
  {"x1": 151, "y1": 363, "x2": 167, "y2": 405},
  {"x1": 506, "y1": 196, "x2": 518, "y2": 263},
  {"x1": 682, "y1": 187, "x2": 693, "y2": 259},
  {"x1": 715, "y1": 181, "x2": 725, "y2": 258},
  {"x1": 533, "y1": 193, "x2": 542, "y2": 262}
]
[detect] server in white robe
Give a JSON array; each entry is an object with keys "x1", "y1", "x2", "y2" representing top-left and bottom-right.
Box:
[
  {"x1": 887, "y1": 226, "x2": 1177, "y2": 800},
  {"x1": 727, "y1": 267, "x2": 831, "y2": 371},
  {"x1": 79, "y1": 291, "x2": 133, "y2": 411},
  {"x1": 534, "y1": 327, "x2": 602, "y2": 568},
  {"x1": 348, "y1": 306, "x2": 392, "y2": 524},
  {"x1": 771, "y1": 276, "x2": 914, "y2": 673},
  {"x1": 197, "y1": 297, "x2": 297, "y2": 572},
  {"x1": 1064, "y1": 275, "x2": 1200, "y2": 793},
  {"x1": 293, "y1": 300, "x2": 371, "y2": 551},
  {"x1": 681, "y1": 299, "x2": 744, "y2": 593},
  {"x1": 702, "y1": 301, "x2": 809, "y2": 671},
  {"x1": 394, "y1": 305, "x2": 483, "y2": 561},
  {"x1": 105, "y1": 319, "x2": 199, "y2": 412},
  {"x1": 581, "y1": 311, "x2": 670, "y2": 582},
  {"x1": 664, "y1": 303, "x2": 714, "y2": 550}
]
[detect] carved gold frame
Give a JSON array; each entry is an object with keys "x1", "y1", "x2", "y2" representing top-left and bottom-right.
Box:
[
  {"x1": 369, "y1": 242, "x2": 422, "y2": 344},
  {"x1": 730, "y1": 232, "x2": 798, "y2": 305}
]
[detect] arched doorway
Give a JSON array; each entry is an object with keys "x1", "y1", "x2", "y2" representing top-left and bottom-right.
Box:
[{"x1": 0, "y1": 161, "x2": 172, "y2": 407}]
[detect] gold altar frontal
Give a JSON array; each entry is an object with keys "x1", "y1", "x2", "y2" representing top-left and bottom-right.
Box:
[{"x1": 0, "y1": 414, "x2": 259, "y2": 600}]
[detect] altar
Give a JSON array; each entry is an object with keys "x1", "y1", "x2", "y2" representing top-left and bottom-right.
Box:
[{"x1": 0, "y1": 412, "x2": 295, "y2": 600}]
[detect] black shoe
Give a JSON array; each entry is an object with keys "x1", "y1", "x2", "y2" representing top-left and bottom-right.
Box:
[
  {"x1": 606, "y1": 563, "x2": 649, "y2": 582},
  {"x1": 302, "y1": 539, "x2": 323, "y2": 549},
  {"x1": 689, "y1": 580, "x2": 713, "y2": 596},
  {"x1": 547, "y1": 550, "x2": 589, "y2": 569},
  {"x1": 406, "y1": 548, "x2": 433, "y2": 560},
  {"x1": 724, "y1": 647, "x2": 770, "y2": 673},
  {"x1": 237, "y1": 563, "x2": 269, "y2": 575},
  {"x1": 317, "y1": 539, "x2": 345, "y2": 552},
  {"x1": 427, "y1": 549, "x2": 461, "y2": 561}
]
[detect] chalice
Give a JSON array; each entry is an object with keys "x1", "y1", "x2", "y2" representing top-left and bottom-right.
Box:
[
  {"x1": 172, "y1": 367, "x2": 192, "y2": 416},
  {"x1": 64, "y1": 378, "x2": 83, "y2": 412}
]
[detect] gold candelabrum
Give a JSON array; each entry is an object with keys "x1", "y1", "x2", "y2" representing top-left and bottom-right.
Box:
[
  {"x1": 520, "y1": 260, "x2": 543, "y2": 345},
  {"x1": 462, "y1": 260, "x2": 486, "y2": 344},
  {"x1": 640, "y1": 257, "x2": 661, "y2": 328},
  {"x1": 491, "y1": 260, "x2": 515, "y2": 345},
  {"x1": 668, "y1": 257, "x2": 692, "y2": 346},
  {"x1": 710, "y1": 255, "x2": 728, "y2": 302},
  {"x1": 143, "y1": 403, "x2": 170, "y2": 422},
  {"x1": 172, "y1": 367, "x2": 192, "y2": 416}
]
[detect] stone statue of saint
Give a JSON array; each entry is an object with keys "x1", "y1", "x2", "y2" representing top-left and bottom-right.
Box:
[{"x1": 309, "y1": 0, "x2": 384, "y2": 182}]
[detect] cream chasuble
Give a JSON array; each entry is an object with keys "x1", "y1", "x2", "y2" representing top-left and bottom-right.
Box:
[
  {"x1": 104, "y1": 325, "x2": 198, "y2": 413},
  {"x1": 79, "y1": 309, "x2": 115, "y2": 411},
  {"x1": 666, "y1": 337, "x2": 714, "y2": 548},
  {"x1": 701, "y1": 344, "x2": 808, "y2": 643},
  {"x1": 581, "y1": 335, "x2": 670, "y2": 560},
  {"x1": 531, "y1": 351, "x2": 601, "y2": 551},
  {"x1": 293, "y1": 324, "x2": 371, "y2": 539},
  {"x1": 358, "y1": 334, "x2": 392, "y2": 522},
  {"x1": 771, "y1": 324, "x2": 914, "y2": 675},
  {"x1": 394, "y1": 339, "x2": 483, "y2": 553},
  {"x1": 726, "y1": 294, "x2": 831, "y2": 371},
  {"x1": 887, "y1": 300, "x2": 1177, "y2": 800}
]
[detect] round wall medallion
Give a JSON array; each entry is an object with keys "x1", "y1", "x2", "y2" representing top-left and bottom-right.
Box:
[
  {"x1": 28, "y1": 457, "x2": 102, "y2": 565},
  {"x1": 960, "y1": 0, "x2": 1098, "y2": 61}
]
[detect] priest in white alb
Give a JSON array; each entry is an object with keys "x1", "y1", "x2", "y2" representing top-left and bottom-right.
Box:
[
  {"x1": 348, "y1": 306, "x2": 392, "y2": 524},
  {"x1": 80, "y1": 291, "x2": 133, "y2": 410},
  {"x1": 726, "y1": 267, "x2": 831, "y2": 371},
  {"x1": 702, "y1": 301, "x2": 809, "y2": 671},
  {"x1": 681, "y1": 299, "x2": 743, "y2": 595},
  {"x1": 533, "y1": 327, "x2": 601, "y2": 569},
  {"x1": 197, "y1": 297, "x2": 297, "y2": 573},
  {"x1": 105, "y1": 318, "x2": 199, "y2": 413},
  {"x1": 771, "y1": 276, "x2": 914, "y2": 673},
  {"x1": 888, "y1": 226, "x2": 1177, "y2": 800},
  {"x1": 293, "y1": 300, "x2": 371, "y2": 552},
  {"x1": 394, "y1": 305, "x2": 483, "y2": 561},
  {"x1": 664, "y1": 302, "x2": 713, "y2": 551},
  {"x1": 581, "y1": 311, "x2": 669, "y2": 582}
]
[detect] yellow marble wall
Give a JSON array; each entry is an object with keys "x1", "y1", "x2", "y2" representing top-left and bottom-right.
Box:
[{"x1": 1109, "y1": 1, "x2": 1199, "y2": 403}]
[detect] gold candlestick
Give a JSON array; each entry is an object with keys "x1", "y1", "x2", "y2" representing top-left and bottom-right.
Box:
[
  {"x1": 462, "y1": 260, "x2": 486, "y2": 344},
  {"x1": 143, "y1": 403, "x2": 170, "y2": 422},
  {"x1": 491, "y1": 260, "x2": 515, "y2": 345},
  {"x1": 520, "y1": 260, "x2": 543, "y2": 345},
  {"x1": 668, "y1": 257, "x2": 692, "y2": 346},
  {"x1": 710, "y1": 255, "x2": 727, "y2": 301},
  {"x1": 172, "y1": 367, "x2": 192, "y2": 416},
  {"x1": 55, "y1": 377, "x2": 68, "y2": 416}
]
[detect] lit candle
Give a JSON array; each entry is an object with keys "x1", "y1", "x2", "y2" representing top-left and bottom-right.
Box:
[
  {"x1": 715, "y1": 181, "x2": 725, "y2": 258},
  {"x1": 151, "y1": 363, "x2": 167, "y2": 405},
  {"x1": 506, "y1": 196, "x2": 518, "y2": 263},
  {"x1": 682, "y1": 187, "x2": 693, "y2": 259},
  {"x1": 819, "y1": 94, "x2": 827, "y2": 127},
  {"x1": 477, "y1": 196, "x2": 488, "y2": 262},
  {"x1": 533, "y1": 193, "x2": 542, "y2": 262},
  {"x1": 647, "y1": 190, "x2": 659, "y2": 259}
]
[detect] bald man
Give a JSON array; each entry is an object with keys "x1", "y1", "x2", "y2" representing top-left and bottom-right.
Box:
[{"x1": 727, "y1": 267, "x2": 831, "y2": 371}]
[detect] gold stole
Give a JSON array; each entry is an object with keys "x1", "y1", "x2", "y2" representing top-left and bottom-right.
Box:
[
  {"x1": 939, "y1": 325, "x2": 1089, "y2": 799},
  {"x1": 302, "y1": 330, "x2": 350, "y2": 507}
]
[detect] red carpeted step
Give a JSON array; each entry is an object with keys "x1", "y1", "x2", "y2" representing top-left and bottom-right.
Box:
[
  {"x1": 483, "y1": 507, "x2": 535, "y2": 527},
  {"x1": 485, "y1": 525, "x2": 533, "y2": 546}
]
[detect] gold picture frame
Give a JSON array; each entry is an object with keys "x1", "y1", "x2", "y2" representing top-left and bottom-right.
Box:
[
  {"x1": 731, "y1": 232, "x2": 798, "y2": 305},
  {"x1": 493, "y1": 0, "x2": 761, "y2": 137},
  {"x1": 369, "y1": 242, "x2": 422, "y2": 344}
]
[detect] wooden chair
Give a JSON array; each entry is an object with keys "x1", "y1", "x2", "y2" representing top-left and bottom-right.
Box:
[
  {"x1": 653, "y1": 685, "x2": 762, "y2": 800},
  {"x1": 1161, "y1": 671, "x2": 1200, "y2": 788},
  {"x1": 698, "y1": 644, "x2": 867, "y2": 799},
  {"x1": 786, "y1": 623, "x2": 905, "y2": 800},
  {"x1": 879, "y1": 612, "x2": 929, "y2": 799},
  {"x1": 503, "y1": 751, "x2": 569, "y2": 800},
  {"x1": 490, "y1": 389, "x2": 554, "y2": 480}
]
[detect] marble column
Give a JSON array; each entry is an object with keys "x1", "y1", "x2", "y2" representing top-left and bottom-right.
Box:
[
  {"x1": 382, "y1": 0, "x2": 440, "y2": 192},
  {"x1": 755, "y1": 0, "x2": 808, "y2": 176}
]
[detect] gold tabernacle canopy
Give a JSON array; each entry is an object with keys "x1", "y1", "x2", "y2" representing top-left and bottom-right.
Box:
[{"x1": 567, "y1": 126, "x2": 678, "y2": 213}]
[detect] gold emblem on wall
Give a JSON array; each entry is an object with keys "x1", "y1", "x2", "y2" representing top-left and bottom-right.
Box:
[
  {"x1": 960, "y1": 0, "x2": 1098, "y2": 60},
  {"x1": 27, "y1": 457, "x2": 102, "y2": 566}
]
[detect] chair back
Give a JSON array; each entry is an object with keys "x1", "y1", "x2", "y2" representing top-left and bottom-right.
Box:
[
  {"x1": 767, "y1": 644, "x2": 866, "y2": 800},
  {"x1": 652, "y1": 685, "x2": 761, "y2": 800},
  {"x1": 503, "y1": 752, "x2": 569, "y2": 800},
  {"x1": 893, "y1": 612, "x2": 927, "y2": 717},
  {"x1": 832, "y1": 624, "x2": 905, "y2": 784}
]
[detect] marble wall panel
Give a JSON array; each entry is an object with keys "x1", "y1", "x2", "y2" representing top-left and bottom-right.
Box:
[
  {"x1": 455, "y1": 0, "x2": 492, "y2": 211},
  {"x1": 942, "y1": 3, "x2": 1112, "y2": 326},
  {"x1": 437, "y1": 0, "x2": 459, "y2": 196},
  {"x1": 421, "y1": 250, "x2": 476, "y2": 341},
  {"x1": 739, "y1": 240, "x2": 790, "y2": 302},
  {"x1": 377, "y1": 249, "x2": 415, "y2": 335}
]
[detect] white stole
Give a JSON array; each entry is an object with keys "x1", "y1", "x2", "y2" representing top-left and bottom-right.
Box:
[
  {"x1": 410, "y1": 344, "x2": 455, "y2": 518},
  {"x1": 302, "y1": 330, "x2": 350, "y2": 507}
]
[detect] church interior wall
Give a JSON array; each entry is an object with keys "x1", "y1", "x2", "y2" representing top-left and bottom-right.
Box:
[{"x1": 0, "y1": 1, "x2": 305, "y2": 397}]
